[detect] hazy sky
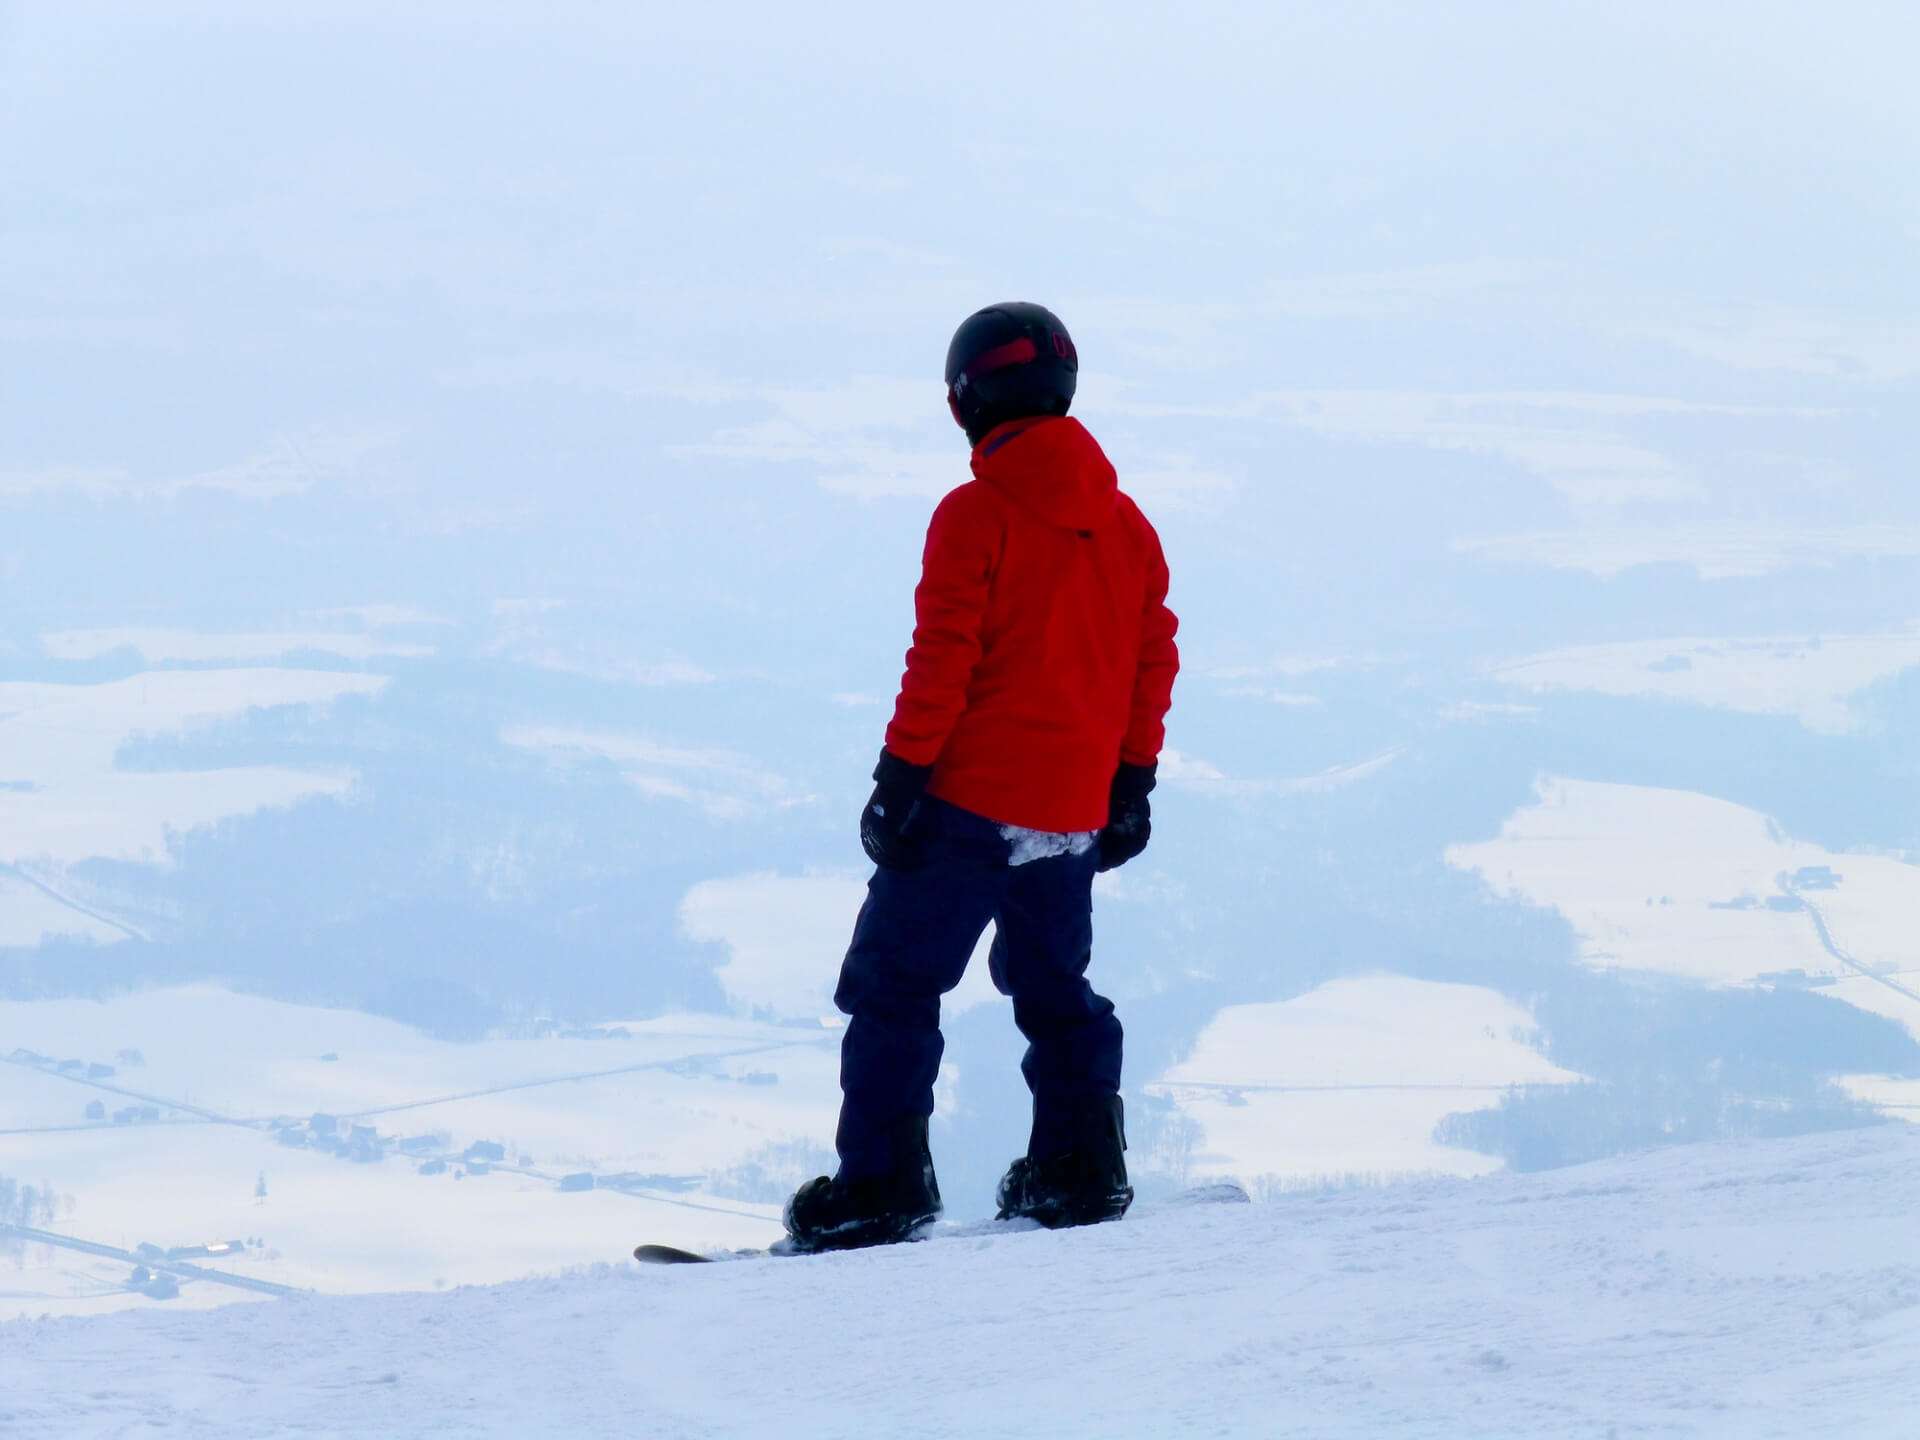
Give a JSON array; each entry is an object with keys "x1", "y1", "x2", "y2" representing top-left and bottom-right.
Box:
[{"x1": 5, "y1": 2, "x2": 1914, "y2": 640}]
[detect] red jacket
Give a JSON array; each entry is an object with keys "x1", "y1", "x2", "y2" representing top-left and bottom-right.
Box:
[{"x1": 884, "y1": 416, "x2": 1179, "y2": 833}]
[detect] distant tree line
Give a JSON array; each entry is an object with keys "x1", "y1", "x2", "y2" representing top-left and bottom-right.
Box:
[{"x1": 1, "y1": 1174, "x2": 66, "y2": 1263}]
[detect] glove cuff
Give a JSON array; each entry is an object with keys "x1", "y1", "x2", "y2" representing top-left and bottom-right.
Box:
[
  {"x1": 874, "y1": 747, "x2": 935, "y2": 794},
  {"x1": 1110, "y1": 760, "x2": 1157, "y2": 805}
]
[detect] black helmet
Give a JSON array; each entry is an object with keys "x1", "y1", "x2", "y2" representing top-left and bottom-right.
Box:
[{"x1": 944, "y1": 302, "x2": 1078, "y2": 446}]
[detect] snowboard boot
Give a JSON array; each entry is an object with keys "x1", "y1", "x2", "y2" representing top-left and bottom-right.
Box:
[
  {"x1": 996, "y1": 1093, "x2": 1135, "y2": 1229},
  {"x1": 783, "y1": 1113, "x2": 942, "y2": 1253}
]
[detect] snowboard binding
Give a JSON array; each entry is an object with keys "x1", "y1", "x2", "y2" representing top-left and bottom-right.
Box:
[
  {"x1": 995, "y1": 1094, "x2": 1134, "y2": 1230},
  {"x1": 783, "y1": 1114, "x2": 943, "y2": 1254}
]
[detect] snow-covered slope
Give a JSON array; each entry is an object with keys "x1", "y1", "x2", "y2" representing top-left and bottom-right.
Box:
[{"x1": 6, "y1": 1124, "x2": 1918, "y2": 1438}]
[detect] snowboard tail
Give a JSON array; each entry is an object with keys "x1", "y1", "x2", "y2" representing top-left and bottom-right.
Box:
[
  {"x1": 633, "y1": 1238, "x2": 807, "y2": 1265},
  {"x1": 632, "y1": 1243, "x2": 716, "y2": 1265}
]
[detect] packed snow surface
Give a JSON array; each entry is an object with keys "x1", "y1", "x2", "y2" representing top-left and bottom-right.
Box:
[{"x1": 6, "y1": 1124, "x2": 1919, "y2": 1438}]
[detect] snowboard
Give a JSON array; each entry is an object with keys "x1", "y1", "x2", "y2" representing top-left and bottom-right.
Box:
[{"x1": 631, "y1": 1181, "x2": 1248, "y2": 1265}]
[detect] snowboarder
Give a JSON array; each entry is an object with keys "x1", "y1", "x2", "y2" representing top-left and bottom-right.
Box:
[{"x1": 784, "y1": 302, "x2": 1179, "y2": 1252}]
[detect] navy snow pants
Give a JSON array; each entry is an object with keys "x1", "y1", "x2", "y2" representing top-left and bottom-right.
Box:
[{"x1": 833, "y1": 796, "x2": 1123, "y2": 1178}]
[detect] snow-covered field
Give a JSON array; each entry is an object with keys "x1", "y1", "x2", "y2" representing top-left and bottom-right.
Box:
[
  {"x1": 0, "y1": 989, "x2": 836, "y2": 1313},
  {"x1": 1149, "y1": 976, "x2": 1583, "y2": 1187},
  {"x1": 1492, "y1": 628, "x2": 1920, "y2": 734},
  {"x1": 1449, "y1": 777, "x2": 1920, "y2": 1044},
  {"x1": 5, "y1": 1123, "x2": 1917, "y2": 1438}
]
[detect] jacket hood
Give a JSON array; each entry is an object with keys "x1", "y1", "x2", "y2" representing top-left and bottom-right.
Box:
[{"x1": 970, "y1": 416, "x2": 1119, "y2": 531}]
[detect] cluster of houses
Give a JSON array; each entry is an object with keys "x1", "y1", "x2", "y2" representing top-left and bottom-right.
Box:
[
  {"x1": 10, "y1": 1048, "x2": 117, "y2": 1082},
  {"x1": 135, "y1": 1237, "x2": 248, "y2": 1262},
  {"x1": 89, "y1": 1101, "x2": 162, "y2": 1125},
  {"x1": 519, "y1": 1019, "x2": 634, "y2": 1041},
  {"x1": 260, "y1": 1113, "x2": 702, "y2": 1197},
  {"x1": 126, "y1": 1265, "x2": 180, "y2": 1300},
  {"x1": 16, "y1": 1040, "x2": 703, "y2": 1199},
  {"x1": 272, "y1": 1113, "x2": 394, "y2": 1163},
  {"x1": 271, "y1": 1114, "x2": 512, "y2": 1176},
  {"x1": 126, "y1": 1239, "x2": 261, "y2": 1300},
  {"x1": 8, "y1": 1048, "x2": 171, "y2": 1125}
]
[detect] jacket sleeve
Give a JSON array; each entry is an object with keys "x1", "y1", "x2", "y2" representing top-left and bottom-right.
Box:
[
  {"x1": 1119, "y1": 516, "x2": 1179, "y2": 767},
  {"x1": 883, "y1": 486, "x2": 999, "y2": 766}
]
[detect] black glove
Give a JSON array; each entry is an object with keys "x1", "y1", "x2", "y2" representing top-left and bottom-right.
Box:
[
  {"x1": 1096, "y1": 761, "x2": 1156, "y2": 872},
  {"x1": 860, "y1": 749, "x2": 934, "y2": 868}
]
